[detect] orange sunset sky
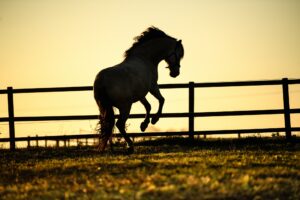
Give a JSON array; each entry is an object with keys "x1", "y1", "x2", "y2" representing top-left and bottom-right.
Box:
[{"x1": 0, "y1": 0, "x2": 300, "y2": 142}]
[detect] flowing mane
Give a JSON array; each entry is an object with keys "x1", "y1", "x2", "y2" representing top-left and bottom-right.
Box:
[{"x1": 124, "y1": 26, "x2": 173, "y2": 58}]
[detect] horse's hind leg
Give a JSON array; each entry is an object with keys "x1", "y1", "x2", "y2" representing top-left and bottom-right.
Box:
[
  {"x1": 107, "y1": 122, "x2": 115, "y2": 152},
  {"x1": 116, "y1": 104, "x2": 134, "y2": 153},
  {"x1": 140, "y1": 97, "x2": 151, "y2": 132},
  {"x1": 98, "y1": 105, "x2": 115, "y2": 152}
]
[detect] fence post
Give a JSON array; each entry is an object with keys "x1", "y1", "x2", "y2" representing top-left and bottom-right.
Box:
[
  {"x1": 27, "y1": 136, "x2": 31, "y2": 148},
  {"x1": 282, "y1": 78, "x2": 292, "y2": 140},
  {"x1": 36, "y1": 135, "x2": 39, "y2": 147},
  {"x1": 7, "y1": 87, "x2": 16, "y2": 150},
  {"x1": 189, "y1": 82, "x2": 195, "y2": 140}
]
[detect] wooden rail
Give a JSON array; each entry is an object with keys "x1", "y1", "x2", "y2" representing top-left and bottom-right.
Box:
[{"x1": 1, "y1": 78, "x2": 300, "y2": 150}]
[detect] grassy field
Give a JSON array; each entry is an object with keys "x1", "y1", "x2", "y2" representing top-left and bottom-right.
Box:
[{"x1": 0, "y1": 137, "x2": 299, "y2": 200}]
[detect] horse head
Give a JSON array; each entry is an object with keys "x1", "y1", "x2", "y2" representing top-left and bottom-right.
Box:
[{"x1": 165, "y1": 40, "x2": 184, "y2": 78}]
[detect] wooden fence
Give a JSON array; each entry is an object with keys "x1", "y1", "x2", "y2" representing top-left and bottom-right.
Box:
[{"x1": 0, "y1": 78, "x2": 300, "y2": 150}]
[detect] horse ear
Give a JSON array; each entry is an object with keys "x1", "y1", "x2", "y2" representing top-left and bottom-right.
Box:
[{"x1": 178, "y1": 40, "x2": 182, "y2": 44}]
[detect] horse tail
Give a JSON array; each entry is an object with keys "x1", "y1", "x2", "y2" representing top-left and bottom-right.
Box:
[{"x1": 94, "y1": 87, "x2": 115, "y2": 151}]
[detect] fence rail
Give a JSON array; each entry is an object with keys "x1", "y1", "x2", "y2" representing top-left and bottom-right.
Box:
[{"x1": 1, "y1": 78, "x2": 300, "y2": 150}]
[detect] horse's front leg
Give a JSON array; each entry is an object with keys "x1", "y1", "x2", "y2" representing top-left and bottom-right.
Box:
[
  {"x1": 150, "y1": 85, "x2": 165, "y2": 125},
  {"x1": 140, "y1": 97, "x2": 151, "y2": 132}
]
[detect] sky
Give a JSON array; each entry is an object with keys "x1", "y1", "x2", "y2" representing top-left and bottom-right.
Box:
[{"x1": 0, "y1": 0, "x2": 300, "y2": 143}]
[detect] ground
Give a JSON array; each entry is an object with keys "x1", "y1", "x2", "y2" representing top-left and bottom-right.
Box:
[{"x1": 0, "y1": 137, "x2": 299, "y2": 200}]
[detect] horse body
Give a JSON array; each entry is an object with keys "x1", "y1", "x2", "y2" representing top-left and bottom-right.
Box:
[
  {"x1": 94, "y1": 27, "x2": 184, "y2": 153},
  {"x1": 94, "y1": 58, "x2": 153, "y2": 107}
]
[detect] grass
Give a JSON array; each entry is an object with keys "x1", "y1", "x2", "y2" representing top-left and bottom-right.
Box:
[{"x1": 0, "y1": 137, "x2": 299, "y2": 199}]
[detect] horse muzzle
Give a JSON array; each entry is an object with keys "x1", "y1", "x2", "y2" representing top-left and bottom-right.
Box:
[{"x1": 170, "y1": 70, "x2": 180, "y2": 78}]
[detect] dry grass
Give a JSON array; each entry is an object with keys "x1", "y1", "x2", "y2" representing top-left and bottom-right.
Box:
[{"x1": 0, "y1": 137, "x2": 299, "y2": 199}]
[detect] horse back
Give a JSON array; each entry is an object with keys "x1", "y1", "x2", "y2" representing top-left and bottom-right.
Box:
[{"x1": 94, "y1": 59, "x2": 155, "y2": 107}]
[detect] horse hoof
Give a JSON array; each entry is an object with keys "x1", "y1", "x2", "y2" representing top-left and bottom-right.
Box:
[
  {"x1": 126, "y1": 146, "x2": 134, "y2": 154},
  {"x1": 109, "y1": 146, "x2": 115, "y2": 153},
  {"x1": 151, "y1": 116, "x2": 159, "y2": 124},
  {"x1": 140, "y1": 122, "x2": 148, "y2": 132},
  {"x1": 97, "y1": 147, "x2": 106, "y2": 153}
]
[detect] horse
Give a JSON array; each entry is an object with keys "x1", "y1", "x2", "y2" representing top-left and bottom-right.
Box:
[{"x1": 93, "y1": 26, "x2": 184, "y2": 153}]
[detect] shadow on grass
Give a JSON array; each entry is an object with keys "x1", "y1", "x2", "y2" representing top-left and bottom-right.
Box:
[
  {"x1": 136, "y1": 136, "x2": 299, "y2": 150},
  {"x1": 0, "y1": 137, "x2": 299, "y2": 162}
]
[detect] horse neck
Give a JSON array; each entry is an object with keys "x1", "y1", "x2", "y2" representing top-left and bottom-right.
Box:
[{"x1": 132, "y1": 38, "x2": 176, "y2": 66}]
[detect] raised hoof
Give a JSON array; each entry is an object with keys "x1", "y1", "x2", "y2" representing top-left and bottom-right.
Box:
[
  {"x1": 151, "y1": 115, "x2": 159, "y2": 124},
  {"x1": 140, "y1": 121, "x2": 149, "y2": 132}
]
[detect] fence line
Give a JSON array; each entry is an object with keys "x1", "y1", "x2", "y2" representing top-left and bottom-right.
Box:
[{"x1": 1, "y1": 78, "x2": 300, "y2": 150}]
